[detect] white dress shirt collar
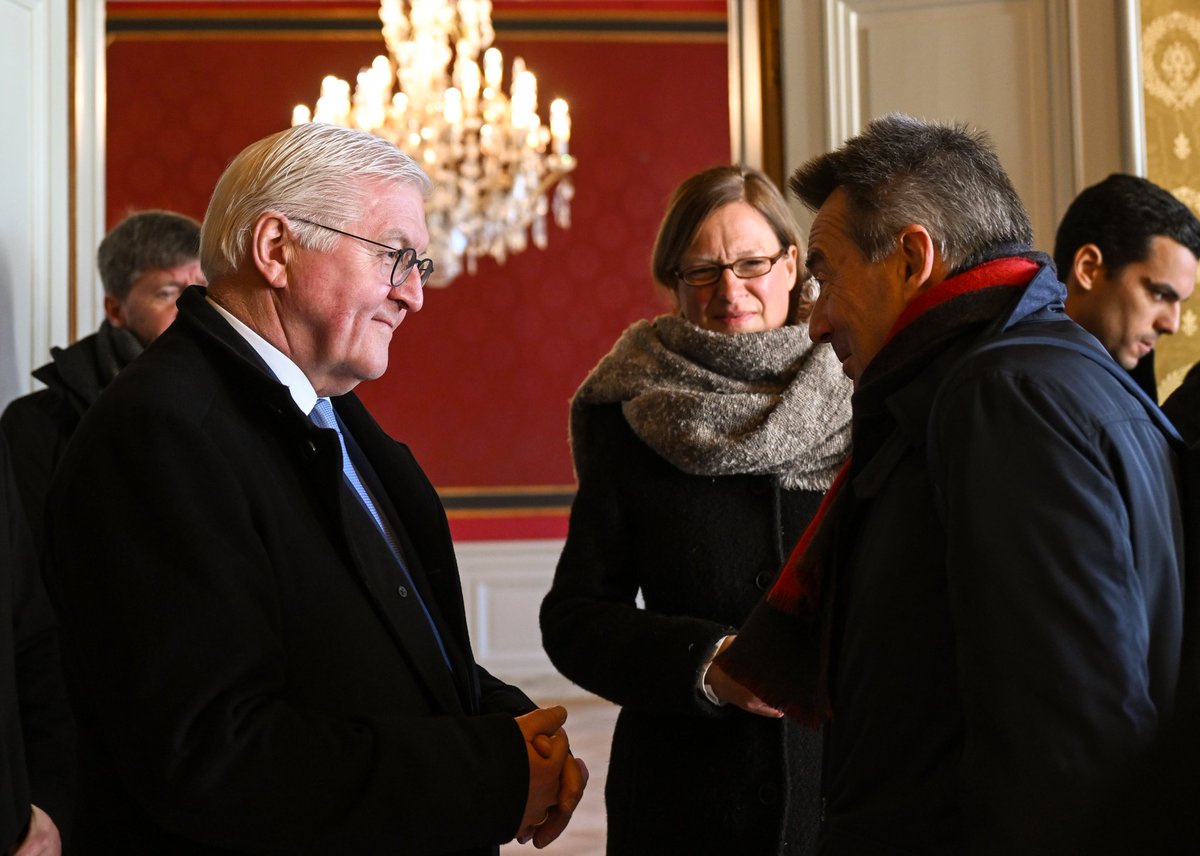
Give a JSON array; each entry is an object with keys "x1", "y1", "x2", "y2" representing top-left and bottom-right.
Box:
[{"x1": 206, "y1": 296, "x2": 319, "y2": 415}]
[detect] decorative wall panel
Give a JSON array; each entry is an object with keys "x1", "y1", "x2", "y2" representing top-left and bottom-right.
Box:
[
  {"x1": 455, "y1": 539, "x2": 575, "y2": 697},
  {"x1": 1142, "y1": 0, "x2": 1200, "y2": 399}
]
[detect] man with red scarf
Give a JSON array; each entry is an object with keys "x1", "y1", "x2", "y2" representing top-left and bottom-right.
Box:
[{"x1": 712, "y1": 114, "x2": 1186, "y2": 854}]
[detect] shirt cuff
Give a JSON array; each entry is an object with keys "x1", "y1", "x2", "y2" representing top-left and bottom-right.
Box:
[{"x1": 698, "y1": 634, "x2": 735, "y2": 706}]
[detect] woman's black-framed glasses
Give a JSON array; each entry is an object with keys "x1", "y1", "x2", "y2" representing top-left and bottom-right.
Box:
[
  {"x1": 293, "y1": 217, "x2": 435, "y2": 289},
  {"x1": 674, "y1": 247, "x2": 788, "y2": 288}
]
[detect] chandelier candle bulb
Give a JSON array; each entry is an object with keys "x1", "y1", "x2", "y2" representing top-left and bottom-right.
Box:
[
  {"x1": 444, "y1": 88, "x2": 463, "y2": 125},
  {"x1": 483, "y1": 47, "x2": 502, "y2": 91},
  {"x1": 550, "y1": 98, "x2": 570, "y2": 154},
  {"x1": 459, "y1": 58, "x2": 481, "y2": 111},
  {"x1": 510, "y1": 68, "x2": 536, "y2": 130}
]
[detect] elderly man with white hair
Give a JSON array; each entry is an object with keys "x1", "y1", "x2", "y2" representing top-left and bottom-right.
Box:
[{"x1": 45, "y1": 122, "x2": 586, "y2": 855}]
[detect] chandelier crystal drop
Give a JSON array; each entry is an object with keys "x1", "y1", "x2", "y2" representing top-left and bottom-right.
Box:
[{"x1": 292, "y1": 0, "x2": 576, "y2": 285}]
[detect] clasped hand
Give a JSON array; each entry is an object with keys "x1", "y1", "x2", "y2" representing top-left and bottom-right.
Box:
[{"x1": 514, "y1": 705, "x2": 590, "y2": 848}]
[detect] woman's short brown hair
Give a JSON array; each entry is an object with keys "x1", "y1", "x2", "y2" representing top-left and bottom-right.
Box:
[{"x1": 651, "y1": 165, "x2": 813, "y2": 321}]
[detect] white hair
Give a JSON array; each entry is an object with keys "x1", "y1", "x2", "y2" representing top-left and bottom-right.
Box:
[{"x1": 200, "y1": 123, "x2": 432, "y2": 281}]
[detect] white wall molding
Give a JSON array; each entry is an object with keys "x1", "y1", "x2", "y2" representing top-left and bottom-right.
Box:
[
  {"x1": 455, "y1": 538, "x2": 591, "y2": 700},
  {"x1": 74, "y1": 0, "x2": 107, "y2": 337},
  {"x1": 0, "y1": 0, "x2": 67, "y2": 407},
  {"x1": 727, "y1": 0, "x2": 764, "y2": 168},
  {"x1": 1119, "y1": 0, "x2": 1146, "y2": 175},
  {"x1": 0, "y1": 0, "x2": 103, "y2": 409}
]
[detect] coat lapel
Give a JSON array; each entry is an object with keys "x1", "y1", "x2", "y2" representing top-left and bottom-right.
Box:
[
  {"x1": 328, "y1": 396, "x2": 479, "y2": 710},
  {"x1": 304, "y1": 409, "x2": 466, "y2": 715},
  {"x1": 178, "y1": 290, "x2": 475, "y2": 713}
]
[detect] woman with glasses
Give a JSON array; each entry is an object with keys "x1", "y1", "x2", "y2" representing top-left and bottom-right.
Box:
[{"x1": 541, "y1": 165, "x2": 852, "y2": 854}]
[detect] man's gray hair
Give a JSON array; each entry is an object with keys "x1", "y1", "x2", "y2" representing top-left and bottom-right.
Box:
[
  {"x1": 99, "y1": 210, "x2": 201, "y2": 299},
  {"x1": 790, "y1": 114, "x2": 1032, "y2": 272},
  {"x1": 200, "y1": 122, "x2": 433, "y2": 281}
]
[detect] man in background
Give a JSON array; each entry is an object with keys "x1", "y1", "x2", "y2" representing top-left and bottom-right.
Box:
[
  {"x1": 714, "y1": 114, "x2": 1185, "y2": 854},
  {"x1": 44, "y1": 122, "x2": 585, "y2": 853},
  {"x1": 1055, "y1": 173, "x2": 1200, "y2": 400},
  {"x1": 0, "y1": 209, "x2": 203, "y2": 548}
]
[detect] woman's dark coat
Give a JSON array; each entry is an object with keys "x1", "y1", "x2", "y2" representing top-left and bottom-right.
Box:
[{"x1": 541, "y1": 403, "x2": 824, "y2": 855}]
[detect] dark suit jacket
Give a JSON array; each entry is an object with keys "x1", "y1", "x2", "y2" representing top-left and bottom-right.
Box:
[
  {"x1": 1162, "y1": 358, "x2": 1200, "y2": 444},
  {"x1": 0, "y1": 436, "x2": 74, "y2": 849},
  {"x1": 0, "y1": 325, "x2": 133, "y2": 553},
  {"x1": 44, "y1": 286, "x2": 534, "y2": 855}
]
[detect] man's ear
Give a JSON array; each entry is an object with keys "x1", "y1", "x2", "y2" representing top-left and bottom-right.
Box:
[
  {"x1": 783, "y1": 243, "x2": 799, "y2": 292},
  {"x1": 896, "y1": 224, "x2": 938, "y2": 298},
  {"x1": 103, "y1": 294, "x2": 125, "y2": 327},
  {"x1": 1070, "y1": 243, "x2": 1104, "y2": 292},
  {"x1": 251, "y1": 212, "x2": 292, "y2": 289}
]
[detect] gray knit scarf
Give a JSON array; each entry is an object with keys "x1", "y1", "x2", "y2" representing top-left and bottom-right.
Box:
[{"x1": 571, "y1": 315, "x2": 853, "y2": 491}]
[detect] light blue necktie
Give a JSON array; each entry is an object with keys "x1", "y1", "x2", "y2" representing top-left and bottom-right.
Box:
[{"x1": 310, "y1": 398, "x2": 451, "y2": 670}]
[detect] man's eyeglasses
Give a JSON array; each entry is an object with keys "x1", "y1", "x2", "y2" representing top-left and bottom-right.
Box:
[
  {"x1": 674, "y1": 247, "x2": 788, "y2": 288},
  {"x1": 293, "y1": 218, "x2": 435, "y2": 289}
]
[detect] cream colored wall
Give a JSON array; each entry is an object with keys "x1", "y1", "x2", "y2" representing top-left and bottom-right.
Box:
[{"x1": 778, "y1": 0, "x2": 1137, "y2": 259}]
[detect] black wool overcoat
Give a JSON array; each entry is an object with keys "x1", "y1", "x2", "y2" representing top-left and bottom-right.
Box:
[{"x1": 45, "y1": 286, "x2": 535, "y2": 855}]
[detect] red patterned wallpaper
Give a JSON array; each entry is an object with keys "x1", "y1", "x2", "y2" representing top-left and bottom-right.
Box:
[{"x1": 105, "y1": 1, "x2": 731, "y2": 538}]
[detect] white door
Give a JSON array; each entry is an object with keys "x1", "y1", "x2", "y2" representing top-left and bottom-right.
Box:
[
  {"x1": 0, "y1": 0, "x2": 104, "y2": 410},
  {"x1": 775, "y1": 0, "x2": 1141, "y2": 247}
]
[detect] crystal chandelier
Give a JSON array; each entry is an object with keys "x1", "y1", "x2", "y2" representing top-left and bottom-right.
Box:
[{"x1": 292, "y1": 0, "x2": 576, "y2": 285}]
